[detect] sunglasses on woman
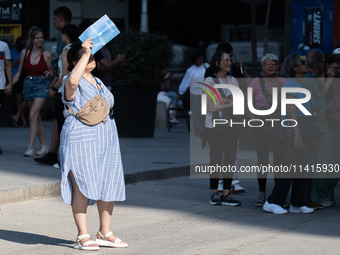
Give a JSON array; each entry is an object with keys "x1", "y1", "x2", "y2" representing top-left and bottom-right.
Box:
[{"x1": 296, "y1": 59, "x2": 306, "y2": 66}]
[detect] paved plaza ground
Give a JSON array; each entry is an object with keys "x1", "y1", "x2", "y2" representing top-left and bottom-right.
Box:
[
  {"x1": 0, "y1": 120, "x2": 339, "y2": 254},
  {"x1": 1, "y1": 176, "x2": 339, "y2": 254}
]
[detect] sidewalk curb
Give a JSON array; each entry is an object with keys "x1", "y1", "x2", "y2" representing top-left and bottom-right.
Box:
[
  {"x1": 0, "y1": 158, "x2": 258, "y2": 206},
  {"x1": 0, "y1": 183, "x2": 61, "y2": 205},
  {"x1": 0, "y1": 166, "x2": 190, "y2": 206},
  {"x1": 124, "y1": 165, "x2": 190, "y2": 184}
]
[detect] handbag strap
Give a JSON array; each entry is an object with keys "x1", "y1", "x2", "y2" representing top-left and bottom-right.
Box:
[
  {"x1": 67, "y1": 76, "x2": 106, "y2": 117},
  {"x1": 253, "y1": 77, "x2": 270, "y2": 109},
  {"x1": 259, "y1": 77, "x2": 266, "y2": 107},
  {"x1": 214, "y1": 73, "x2": 231, "y2": 99},
  {"x1": 67, "y1": 105, "x2": 74, "y2": 115},
  {"x1": 68, "y1": 79, "x2": 108, "y2": 118},
  {"x1": 83, "y1": 75, "x2": 104, "y2": 94},
  {"x1": 260, "y1": 76, "x2": 277, "y2": 106},
  {"x1": 212, "y1": 74, "x2": 232, "y2": 123},
  {"x1": 23, "y1": 48, "x2": 28, "y2": 67}
]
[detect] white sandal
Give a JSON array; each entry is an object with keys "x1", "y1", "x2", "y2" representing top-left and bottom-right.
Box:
[
  {"x1": 95, "y1": 230, "x2": 128, "y2": 248},
  {"x1": 74, "y1": 234, "x2": 100, "y2": 251}
]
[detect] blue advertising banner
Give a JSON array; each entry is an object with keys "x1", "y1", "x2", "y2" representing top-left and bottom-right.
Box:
[{"x1": 292, "y1": 0, "x2": 334, "y2": 55}]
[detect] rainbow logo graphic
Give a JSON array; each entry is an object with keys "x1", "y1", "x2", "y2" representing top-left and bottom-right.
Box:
[{"x1": 198, "y1": 82, "x2": 222, "y2": 106}]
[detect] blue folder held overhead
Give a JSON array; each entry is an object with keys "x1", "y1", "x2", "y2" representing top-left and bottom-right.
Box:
[{"x1": 79, "y1": 14, "x2": 120, "y2": 55}]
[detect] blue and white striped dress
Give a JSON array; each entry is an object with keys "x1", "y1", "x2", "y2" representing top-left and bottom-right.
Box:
[{"x1": 60, "y1": 76, "x2": 125, "y2": 205}]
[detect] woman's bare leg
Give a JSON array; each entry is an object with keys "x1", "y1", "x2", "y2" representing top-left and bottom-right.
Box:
[
  {"x1": 28, "y1": 98, "x2": 46, "y2": 147},
  {"x1": 97, "y1": 200, "x2": 127, "y2": 245},
  {"x1": 49, "y1": 119, "x2": 60, "y2": 154},
  {"x1": 13, "y1": 93, "x2": 22, "y2": 122},
  {"x1": 13, "y1": 93, "x2": 27, "y2": 125},
  {"x1": 20, "y1": 102, "x2": 28, "y2": 126},
  {"x1": 36, "y1": 112, "x2": 46, "y2": 146},
  {"x1": 97, "y1": 201, "x2": 113, "y2": 235},
  {"x1": 69, "y1": 171, "x2": 98, "y2": 247},
  {"x1": 26, "y1": 100, "x2": 33, "y2": 145}
]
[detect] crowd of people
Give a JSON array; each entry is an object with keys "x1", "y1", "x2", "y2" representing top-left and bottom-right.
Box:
[
  {"x1": 0, "y1": 5, "x2": 339, "y2": 249},
  {"x1": 182, "y1": 42, "x2": 340, "y2": 215}
]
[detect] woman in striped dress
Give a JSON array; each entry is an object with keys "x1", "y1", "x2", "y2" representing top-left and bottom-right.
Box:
[{"x1": 60, "y1": 39, "x2": 127, "y2": 250}]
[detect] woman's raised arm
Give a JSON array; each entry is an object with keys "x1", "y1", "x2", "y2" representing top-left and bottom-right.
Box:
[{"x1": 65, "y1": 39, "x2": 93, "y2": 101}]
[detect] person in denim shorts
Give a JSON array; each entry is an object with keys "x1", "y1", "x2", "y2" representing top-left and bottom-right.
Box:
[{"x1": 13, "y1": 26, "x2": 54, "y2": 156}]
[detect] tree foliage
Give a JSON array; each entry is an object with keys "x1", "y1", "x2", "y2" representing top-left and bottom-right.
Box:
[{"x1": 108, "y1": 30, "x2": 174, "y2": 84}]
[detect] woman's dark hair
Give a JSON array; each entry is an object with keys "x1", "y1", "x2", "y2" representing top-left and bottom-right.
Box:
[
  {"x1": 204, "y1": 66, "x2": 213, "y2": 78},
  {"x1": 67, "y1": 43, "x2": 82, "y2": 72},
  {"x1": 325, "y1": 54, "x2": 340, "y2": 65},
  {"x1": 284, "y1": 53, "x2": 300, "y2": 77},
  {"x1": 191, "y1": 50, "x2": 204, "y2": 64},
  {"x1": 15, "y1": 36, "x2": 25, "y2": 51},
  {"x1": 216, "y1": 42, "x2": 233, "y2": 54},
  {"x1": 209, "y1": 51, "x2": 226, "y2": 74},
  {"x1": 61, "y1": 24, "x2": 81, "y2": 43}
]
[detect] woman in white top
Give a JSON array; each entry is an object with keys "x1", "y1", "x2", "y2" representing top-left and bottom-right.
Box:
[
  {"x1": 177, "y1": 51, "x2": 209, "y2": 134},
  {"x1": 204, "y1": 51, "x2": 241, "y2": 206}
]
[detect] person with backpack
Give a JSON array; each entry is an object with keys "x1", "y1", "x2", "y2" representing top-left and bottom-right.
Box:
[{"x1": 245, "y1": 53, "x2": 287, "y2": 207}]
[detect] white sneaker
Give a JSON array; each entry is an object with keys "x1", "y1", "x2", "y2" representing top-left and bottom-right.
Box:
[
  {"x1": 320, "y1": 201, "x2": 334, "y2": 207},
  {"x1": 24, "y1": 146, "x2": 35, "y2": 157},
  {"x1": 170, "y1": 118, "x2": 180, "y2": 124},
  {"x1": 230, "y1": 179, "x2": 245, "y2": 193},
  {"x1": 53, "y1": 163, "x2": 60, "y2": 169},
  {"x1": 218, "y1": 179, "x2": 246, "y2": 193},
  {"x1": 231, "y1": 180, "x2": 240, "y2": 186},
  {"x1": 289, "y1": 205, "x2": 314, "y2": 214},
  {"x1": 263, "y1": 201, "x2": 288, "y2": 214},
  {"x1": 36, "y1": 145, "x2": 49, "y2": 156}
]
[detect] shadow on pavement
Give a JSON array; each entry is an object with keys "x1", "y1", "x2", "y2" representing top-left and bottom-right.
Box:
[
  {"x1": 0, "y1": 229, "x2": 73, "y2": 247},
  {"x1": 122, "y1": 176, "x2": 340, "y2": 239}
]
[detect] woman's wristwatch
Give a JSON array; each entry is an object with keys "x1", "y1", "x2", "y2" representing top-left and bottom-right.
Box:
[{"x1": 51, "y1": 86, "x2": 58, "y2": 92}]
